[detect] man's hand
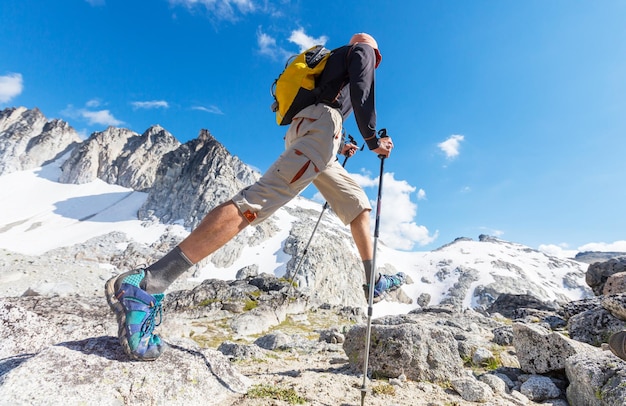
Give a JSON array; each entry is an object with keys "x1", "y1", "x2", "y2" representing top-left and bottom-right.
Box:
[
  {"x1": 341, "y1": 142, "x2": 358, "y2": 157},
  {"x1": 372, "y1": 136, "x2": 393, "y2": 158}
]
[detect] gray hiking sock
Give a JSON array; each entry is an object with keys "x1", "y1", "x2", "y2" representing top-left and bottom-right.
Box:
[
  {"x1": 141, "y1": 246, "x2": 194, "y2": 294},
  {"x1": 363, "y1": 260, "x2": 380, "y2": 287}
]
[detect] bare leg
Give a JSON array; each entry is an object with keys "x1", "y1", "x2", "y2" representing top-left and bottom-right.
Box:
[
  {"x1": 106, "y1": 201, "x2": 250, "y2": 361},
  {"x1": 350, "y1": 209, "x2": 381, "y2": 287},
  {"x1": 350, "y1": 209, "x2": 373, "y2": 261},
  {"x1": 178, "y1": 200, "x2": 250, "y2": 264}
]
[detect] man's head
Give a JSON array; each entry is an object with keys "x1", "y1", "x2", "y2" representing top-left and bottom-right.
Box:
[{"x1": 349, "y1": 33, "x2": 382, "y2": 68}]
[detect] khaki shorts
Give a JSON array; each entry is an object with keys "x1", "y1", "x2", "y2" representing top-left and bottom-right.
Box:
[{"x1": 232, "y1": 104, "x2": 371, "y2": 226}]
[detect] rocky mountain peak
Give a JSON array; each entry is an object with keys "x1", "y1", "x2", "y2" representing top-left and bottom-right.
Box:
[
  {"x1": 59, "y1": 124, "x2": 180, "y2": 191},
  {"x1": 1, "y1": 106, "x2": 260, "y2": 234},
  {"x1": 142, "y1": 124, "x2": 175, "y2": 144},
  {"x1": 0, "y1": 106, "x2": 80, "y2": 175},
  {"x1": 0, "y1": 106, "x2": 43, "y2": 131},
  {"x1": 197, "y1": 128, "x2": 212, "y2": 142},
  {"x1": 2, "y1": 105, "x2": 626, "y2": 405},
  {"x1": 59, "y1": 126, "x2": 138, "y2": 185},
  {"x1": 139, "y1": 128, "x2": 259, "y2": 229}
]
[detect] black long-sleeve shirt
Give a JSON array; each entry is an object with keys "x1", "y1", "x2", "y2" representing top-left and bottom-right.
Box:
[{"x1": 316, "y1": 43, "x2": 379, "y2": 150}]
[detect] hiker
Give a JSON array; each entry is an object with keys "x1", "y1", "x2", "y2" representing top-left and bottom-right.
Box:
[{"x1": 105, "y1": 32, "x2": 405, "y2": 361}]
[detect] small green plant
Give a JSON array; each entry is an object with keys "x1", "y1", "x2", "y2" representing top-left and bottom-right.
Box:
[
  {"x1": 279, "y1": 277, "x2": 298, "y2": 287},
  {"x1": 249, "y1": 289, "x2": 261, "y2": 298},
  {"x1": 372, "y1": 383, "x2": 396, "y2": 396},
  {"x1": 246, "y1": 384, "x2": 306, "y2": 404},
  {"x1": 493, "y1": 316, "x2": 513, "y2": 325},
  {"x1": 197, "y1": 298, "x2": 219, "y2": 307},
  {"x1": 595, "y1": 388, "x2": 604, "y2": 400},
  {"x1": 485, "y1": 356, "x2": 500, "y2": 371},
  {"x1": 243, "y1": 299, "x2": 258, "y2": 311},
  {"x1": 463, "y1": 346, "x2": 503, "y2": 372},
  {"x1": 437, "y1": 380, "x2": 453, "y2": 390}
]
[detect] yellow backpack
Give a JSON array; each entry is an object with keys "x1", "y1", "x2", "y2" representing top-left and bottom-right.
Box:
[{"x1": 270, "y1": 45, "x2": 331, "y2": 126}]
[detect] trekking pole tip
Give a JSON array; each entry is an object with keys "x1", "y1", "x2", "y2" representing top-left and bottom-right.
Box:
[{"x1": 360, "y1": 386, "x2": 369, "y2": 406}]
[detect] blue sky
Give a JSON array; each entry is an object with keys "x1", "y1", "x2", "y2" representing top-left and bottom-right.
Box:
[{"x1": 1, "y1": 0, "x2": 625, "y2": 255}]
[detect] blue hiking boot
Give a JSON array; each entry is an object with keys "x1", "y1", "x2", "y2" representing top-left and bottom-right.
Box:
[
  {"x1": 363, "y1": 272, "x2": 407, "y2": 303},
  {"x1": 104, "y1": 269, "x2": 166, "y2": 361}
]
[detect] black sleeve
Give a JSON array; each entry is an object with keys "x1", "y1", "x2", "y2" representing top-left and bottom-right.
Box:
[{"x1": 347, "y1": 44, "x2": 379, "y2": 149}]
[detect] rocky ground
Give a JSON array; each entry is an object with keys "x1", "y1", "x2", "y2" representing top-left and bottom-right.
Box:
[
  {"x1": 0, "y1": 247, "x2": 199, "y2": 298},
  {"x1": 227, "y1": 346, "x2": 499, "y2": 406},
  {"x1": 175, "y1": 305, "x2": 519, "y2": 406},
  {"x1": 0, "y1": 252, "x2": 531, "y2": 406},
  {"x1": 7, "y1": 252, "x2": 626, "y2": 406},
  {"x1": 148, "y1": 307, "x2": 548, "y2": 406}
]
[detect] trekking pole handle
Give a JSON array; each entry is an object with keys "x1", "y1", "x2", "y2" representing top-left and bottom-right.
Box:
[
  {"x1": 377, "y1": 128, "x2": 389, "y2": 160},
  {"x1": 344, "y1": 134, "x2": 358, "y2": 158},
  {"x1": 341, "y1": 134, "x2": 361, "y2": 160}
]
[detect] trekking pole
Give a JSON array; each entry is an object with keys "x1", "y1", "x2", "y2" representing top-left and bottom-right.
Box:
[
  {"x1": 288, "y1": 134, "x2": 361, "y2": 287},
  {"x1": 360, "y1": 128, "x2": 389, "y2": 406}
]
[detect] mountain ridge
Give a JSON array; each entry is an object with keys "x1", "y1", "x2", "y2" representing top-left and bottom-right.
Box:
[
  {"x1": 0, "y1": 106, "x2": 613, "y2": 313},
  {"x1": 4, "y1": 106, "x2": 626, "y2": 405}
]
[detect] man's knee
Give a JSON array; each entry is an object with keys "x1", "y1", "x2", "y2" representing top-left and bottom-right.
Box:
[{"x1": 350, "y1": 209, "x2": 371, "y2": 226}]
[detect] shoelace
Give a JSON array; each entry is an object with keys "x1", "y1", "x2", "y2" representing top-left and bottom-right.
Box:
[
  {"x1": 375, "y1": 274, "x2": 403, "y2": 293},
  {"x1": 140, "y1": 300, "x2": 163, "y2": 335}
]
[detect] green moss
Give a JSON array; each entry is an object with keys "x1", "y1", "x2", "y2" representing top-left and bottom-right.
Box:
[
  {"x1": 437, "y1": 380, "x2": 453, "y2": 390},
  {"x1": 246, "y1": 384, "x2": 306, "y2": 404},
  {"x1": 492, "y1": 316, "x2": 513, "y2": 325},
  {"x1": 279, "y1": 277, "x2": 298, "y2": 287},
  {"x1": 243, "y1": 299, "x2": 258, "y2": 311},
  {"x1": 189, "y1": 320, "x2": 235, "y2": 348},
  {"x1": 249, "y1": 289, "x2": 262, "y2": 298},
  {"x1": 197, "y1": 298, "x2": 220, "y2": 307},
  {"x1": 463, "y1": 345, "x2": 503, "y2": 372},
  {"x1": 485, "y1": 356, "x2": 501, "y2": 371},
  {"x1": 189, "y1": 306, "x2": 357, "y2": 352},
  {"x1": 595, "y1": 388, "x2": 604, "y2": 400},
  {"x1": 372, "y1": 383, "x2": 396, "y2": 396},
  {"x1": 267, "y1": 309, "x2": 357, "y2": 341}
]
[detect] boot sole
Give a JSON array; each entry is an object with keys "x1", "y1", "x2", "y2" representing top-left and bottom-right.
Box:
[{"x1": 373, "y1": 284, "x2": 403, "y2": 303}]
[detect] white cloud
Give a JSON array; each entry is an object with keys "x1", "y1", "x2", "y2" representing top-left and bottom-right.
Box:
[
  {"x1": 86, "y1": 99, "x2": 101, "y2": 108},
  {"x1": 577, "y1": 240, "x2": 626, "y2": 253},
  {"x1": 76, "y1": 129, "x2": 90, "y2": 140},
  {"x1": 538, "y1": 244, "x2": 578, "y2": 259},
  {"x1": 257, "y1": 29, "x2": 278, "y2": 57},
  {"x1": 0, "y1": 73, "x2": 24, "y2": 103},
  {"x1": 192, "y1": 105, "x2": 224, "y2": 115},
  {"x1": 417, "y1": 188, "x2": 426, "y2": 200},
  {"x1": 350, "y1": 171, "x2": 378, "y2": 188},
  {"x1": 132, "y1": 100, "x2": 169, "y2": 110},
  {"x1": 256, "y1": 27, "x2": 329, "y2": 61},
  {"x1": 288, "y1": 28, "x2": 328, "y2": 52},
  {"x1": 169, "y1": 0, "x2": 255, "y2": 21},
  {"x1": 354, "y1": 170, "x2": 437, "y2": 250},
  {"x1": 81, "y1": 109, "x2": 124, "y2": 126},
  {"x1": 539, "y1": 240, "x2": 626, "y2": 259},
  {"x1": 85, "y1": 0, "x2": 105, "y2": 6},
  {"x1": 438, "y1": 134, "x2": 464, "y2": 159},
  {"x1": 62, "y1": 103, "x2": 124, "y2": 127}
]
